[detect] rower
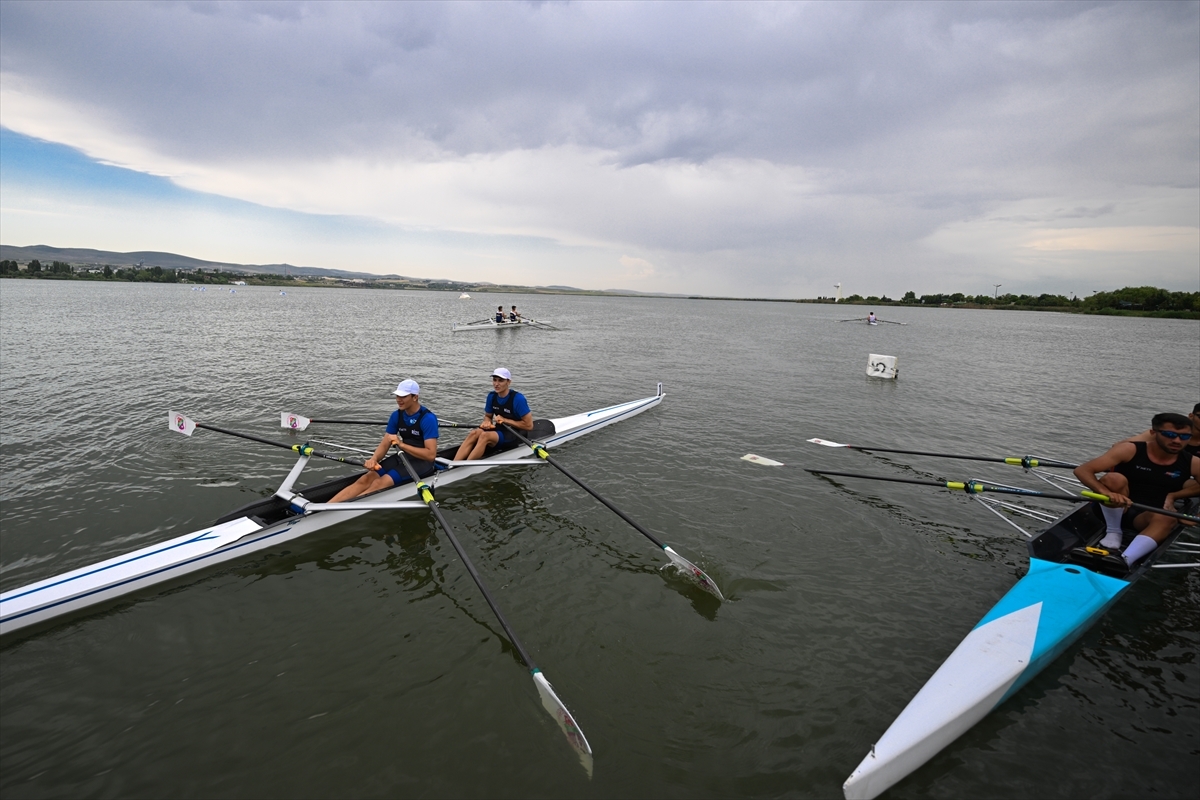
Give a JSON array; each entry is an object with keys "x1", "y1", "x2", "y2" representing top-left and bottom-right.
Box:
[
  {"x1": 329, "y1": 379, "x2": 439, "y2": 502},
  {"x1": 453, "y1": 367, "x2": 534, "y2": 461},
  {"x1": 1073, "y1": 412, "x2": 1199, "y2": 563},
  {"x1": 868, "y1": 311, "x2": 876, "y2": 324},
  {"x1": 495, "y1": 306, "x2": 505, "y2": 323},
  {"x1": 510, "y1": 305, "x2": 521, "y2": 322}
]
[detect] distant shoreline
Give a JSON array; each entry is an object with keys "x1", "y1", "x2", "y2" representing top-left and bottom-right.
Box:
[{"x1": 3, "y1": 273, "x2": 1195, "y2": 320}]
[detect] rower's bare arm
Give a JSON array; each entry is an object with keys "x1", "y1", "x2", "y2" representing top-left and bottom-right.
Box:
[
  {"x1": 515, "y1": 411, "x2": 534, "y2": 431},
  {"x1": 416, "y1": 437, "x2": 438, "y2": 461},
  {"x1": 1073, "y1": 443, "x2": 1136, "y2": 500},
  {"x1": 365, "y1": 435, "x2": 393, "y2": 470},
  {"x1": 480, "y1": 413, "x2": 495, "y2": 431}
]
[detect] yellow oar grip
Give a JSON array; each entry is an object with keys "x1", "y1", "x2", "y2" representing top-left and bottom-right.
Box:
[
  {"x1": 946, "y1": 481, "x2": 985, "y2": 493},
  {"x1": 291, "y1": 444, "x2": 314, "y2": 456},
  {"x1": 1081, "y1": 490, "x2": 1110, "y2": 502},
  {"x1": 416, "y1": 481, "x2": 435, "y2": 504},
  {"x1": 533, "y1": 443, "x2": 549, "y2": 460}
]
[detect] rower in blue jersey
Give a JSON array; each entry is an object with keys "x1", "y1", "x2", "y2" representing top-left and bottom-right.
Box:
[
  {"x1": 495, "y1": 306, "x2": 506, "y2": 323},
  {"x1": 453, "y1": 367, "x2": 534, "y2": 461},
  {"x1": 329, "y1": 378, "x2": 439, "y2": 502}
]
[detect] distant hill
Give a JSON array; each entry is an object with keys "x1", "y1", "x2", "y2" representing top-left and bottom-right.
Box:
[
  {"x1": 0, "y1": 243, "x2": 690, "y2": 297},
  {"x1": 0, "y1": 244, "x2": 388, "y2": 279}
]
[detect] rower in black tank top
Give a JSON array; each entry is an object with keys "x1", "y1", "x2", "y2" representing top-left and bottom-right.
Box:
[{"x1": 1113, "y1": 441, "x2": 1192, "y2": 509}]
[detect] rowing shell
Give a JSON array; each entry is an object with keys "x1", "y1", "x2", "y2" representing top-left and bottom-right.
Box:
[
  {"x1": 1, "y1": 389, "x2": 663, "y2": 636},
  {"x1": 842, "y1": 501, "x2": 1188, "y2": 799},
  {"x1": 452, "y1": 318, "x2": 550, "y2": 332}
]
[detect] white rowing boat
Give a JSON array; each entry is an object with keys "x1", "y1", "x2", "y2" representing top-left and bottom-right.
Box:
[
  {"x1": 1, "y1": 388, "x2": 663, "y2": 636},
  {"x1": 452, "y1": 318, "x2": 553, "y2": 332}
]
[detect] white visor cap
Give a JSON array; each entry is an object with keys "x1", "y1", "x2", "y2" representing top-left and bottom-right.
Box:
[
  {"x1": 394, "y1": 379, "x2": 420, "y2": 397},
  {"x1": 491, "y1": 368, "x2": 512, "y2": 381}
]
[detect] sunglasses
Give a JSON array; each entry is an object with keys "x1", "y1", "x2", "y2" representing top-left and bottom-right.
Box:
[{"x1": 1155, "y1": 429, "x2": 1193, "y2": 441}]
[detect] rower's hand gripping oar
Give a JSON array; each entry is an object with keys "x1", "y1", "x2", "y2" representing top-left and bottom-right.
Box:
[
  {"x1": 801, "y1": 439, "x2": 1080, "y2": 469},
  {"x1": 171, "y1": 412, "x2": 367, "y2": 466},
  {"x1": 501, "y1": 424, "x2": 724, "y2": 601},
  {"x1": 395, "y1": 452, "x2": 594, "y2": 775},
  {"x1": 804, "y1": 468, "x2": 1200, "y2": 524}
]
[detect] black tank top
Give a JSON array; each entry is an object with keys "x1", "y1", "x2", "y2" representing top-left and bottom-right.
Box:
[
  {"x1": 395, "y1": 407, "x2": 431, "y2": 448},
  {"x1": 1114, "y1": 441, "x2": 1192, "y2": 508},
  {"x1": 487, "y1": 391, "x2": 524, "y2": 422}
]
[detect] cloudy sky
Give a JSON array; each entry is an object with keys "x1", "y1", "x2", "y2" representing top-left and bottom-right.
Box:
[{"x1": 1, "y1": 1, "x2": 1197, "y2": 297}]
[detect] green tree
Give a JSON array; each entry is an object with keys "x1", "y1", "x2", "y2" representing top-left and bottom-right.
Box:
[
  {"x1": 901, "y1": 291, "x2": 916, "y2": 303},
  {"x1": 27, "y1": 259, "x2": 42, "y2": 274},
  {"x1": 103, "y1": 265, "x2": 113, "y2": 278}
]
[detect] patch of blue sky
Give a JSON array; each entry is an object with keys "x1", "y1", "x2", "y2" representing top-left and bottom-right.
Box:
[{"x1": 0, "y1": 127, "x2": 581, "y2": 254}]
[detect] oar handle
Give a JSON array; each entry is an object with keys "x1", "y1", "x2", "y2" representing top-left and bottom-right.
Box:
[
  {"x1": 500, "y1": 423, "x2": 668, "y2": 550},
  {"x1": 396, "y1": 452, "x2": 539, "y2": 671}
]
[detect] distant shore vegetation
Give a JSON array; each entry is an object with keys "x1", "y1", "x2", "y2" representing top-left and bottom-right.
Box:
[{"x1": 1, "y1": 258, "x2": 1196, "y2": 319}]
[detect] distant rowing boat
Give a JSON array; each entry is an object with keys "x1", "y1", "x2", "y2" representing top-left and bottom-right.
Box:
[{"x1": 452, "y1": 318, "x2": 556, "y2": 331}]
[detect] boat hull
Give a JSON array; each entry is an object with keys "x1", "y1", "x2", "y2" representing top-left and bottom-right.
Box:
[
  {"x1": 843, "y1": 501, "x2": 1184, "y2": 800},
  {"x1": 451, "y1": 319, "x2": 548, "y2": 332},
  {"x1": 1, "y1": 392, "x2": 662, "y2": 636}
]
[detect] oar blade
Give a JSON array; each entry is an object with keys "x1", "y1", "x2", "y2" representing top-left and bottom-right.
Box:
[
  {"x1": 806, "y1": 438, "x2": 850, "y2": 448},
  {"x1": 168, "y1": 411, "x2": 197, "y2": 437},
  {"x1": 280, "y1": 412, "x2": 312, "y2": 431},
  {"x1": 532, "y1": 671, "x2": 594, "y2": 778},
  {"x1": 663, "y1": 546, "x2": 725, "y2": 601},
  {"x1": 742, "y1": 453, "x2": 786, "y2": 466}
]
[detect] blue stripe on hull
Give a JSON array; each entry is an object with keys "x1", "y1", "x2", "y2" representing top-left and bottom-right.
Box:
[{"x1": 975, "y1": 559, "x2": 1129, "y2": 705}]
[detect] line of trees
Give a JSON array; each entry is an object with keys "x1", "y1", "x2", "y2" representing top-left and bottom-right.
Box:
[
  {"x1": 842, "y1": 287, "x2": 1199, "y2": 311},
  {"x1": 0, "y1": 260, "x2": 271, "y2": 284}
]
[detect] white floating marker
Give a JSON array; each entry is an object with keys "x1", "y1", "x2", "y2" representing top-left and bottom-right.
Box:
[
  {"x1": 169, "y1": 411, "x2": 197, "y2": 436},
  {"x1": 867, "y1": 353, "x2": 898, "y2": 380},
  {"x1": 280, "y1": 412, "x2": 311, "y2": 431}
]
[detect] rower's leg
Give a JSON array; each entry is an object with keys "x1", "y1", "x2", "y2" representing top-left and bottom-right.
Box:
[
  {"x1": 1097, "y1": 473, "x2": 1130, "y2": 547},
  {"x1": 1121, "y1": 510, "x2": 1176, "y2": 565},
  {"x1": 468, "y1": 430, "x2": 500, "y2": 460},
  {"x1": 329, "y1": 471, "x2": 377, "y2": 503},
  {"x1": 454, "y1": 429, "x2": 481, "y2": 461}
]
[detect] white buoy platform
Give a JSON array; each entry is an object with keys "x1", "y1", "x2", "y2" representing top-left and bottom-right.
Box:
[{"x1": 867, "y1": 354, "x2": 898, "y2": 380}]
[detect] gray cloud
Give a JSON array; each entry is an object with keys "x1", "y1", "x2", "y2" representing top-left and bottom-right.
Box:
[{"x1": 1, "y1": 0, "x2": 1196, "y2": 295}]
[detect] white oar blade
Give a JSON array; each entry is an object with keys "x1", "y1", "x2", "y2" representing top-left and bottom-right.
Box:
[
  {"x1": 742, "y1": 453, "x2": 786, "y2": 466},
  {"x1": 806, "y1": 438, "x2": 850, "y2": 448},
  {"x1": 532, "y1": 671, "x2": 594, "y2": 778},
  {"x1": 663, "y1": 546, "x2": 725, "y2": 601},
  {"x1": 168, "y1": 411, "x2": 197, "y2": 437},
  {"x1": 280, "y1": 412, "x2": 311, "y2": 431}
]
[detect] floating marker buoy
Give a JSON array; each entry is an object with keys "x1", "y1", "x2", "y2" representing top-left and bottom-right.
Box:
[{"x1": 867, "y1": 353, "x2": 898, "y2": 380}]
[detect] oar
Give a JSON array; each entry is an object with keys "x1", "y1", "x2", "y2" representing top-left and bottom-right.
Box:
[
  {"x1": 838, "y1": 317, "x2": 868, "y2": 322},
  {"x1": 806, "y1": 468, "x2": 1200, "y2": 524},
  {"x1": 170, "y1": 412, "x2": 366, "y2": 466},
  {"x1": 877, "y1": 319, "x2": 907, "y2": 325},
  {"x1": 501, "y1": 424, "x2": 724, "y2": 600},
  {"x1": 280, "y1": 413, "x2": 475, "y2": 431},
  {"x1": 395, "y1": 452, "x2": 593, "y2": 774},
  {"x1": 526, "y1": 318, "x2": 560, "y2": 330},
  {"x1": 802, "y1": 439, "x2": 1079, "y2": 469}
]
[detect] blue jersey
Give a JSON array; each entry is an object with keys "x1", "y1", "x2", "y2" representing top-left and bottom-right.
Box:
[
  {"x1": 486, "y1": 390, "x2": 530, "y2": 421},
  {"x1": 387, "y1": 406, "x2": 439, "y2": 446}
]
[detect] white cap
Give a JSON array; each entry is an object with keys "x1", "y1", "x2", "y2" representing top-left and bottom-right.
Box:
[
  {"x1": 491, "y1": 368, "x2": 512, "y2": 380},
  {"x1": 394, "y1": 379, "x2": 420, "y2": 397}
]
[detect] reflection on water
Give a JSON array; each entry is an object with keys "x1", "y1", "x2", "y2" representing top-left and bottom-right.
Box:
[{"x1": 1, "y1": 280, "x2": 1197, "y2": 799}]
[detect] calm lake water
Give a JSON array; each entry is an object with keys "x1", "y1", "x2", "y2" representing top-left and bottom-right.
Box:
[{"x1": 1, "y1": 279, "x2": 1197, "y2": 799}]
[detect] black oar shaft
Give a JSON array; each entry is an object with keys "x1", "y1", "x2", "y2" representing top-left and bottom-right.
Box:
[
  {"x1": 809, "y1": 469, "x2": 1200, "y2": 523},
  {"x1": 501, "y1": 424, "x2": 667, "y2": 550},
  {"x1": 849, "y1": 445, "x2": 1078, "y2": 469},
  {"x1": 397, "y1": 453, "x2": 538, "y2": 670},
  {"x1": 307, "y1": 418, "x2": 473, "y2": 429},
  {"x1": 196, "y1": 422, "x2": 365, "y2": 466}
]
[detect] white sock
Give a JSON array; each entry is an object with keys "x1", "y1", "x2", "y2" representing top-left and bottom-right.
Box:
[
  {"x1": 1099, "y1": 531, "x2": 1123, "y2": 549},
  {"x1": 1122, "y1": 535, "x2": 1157, "y2": 566},
  {"x1": 1100, "y1": 505, "x2": 1124, "y2": 533}
]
